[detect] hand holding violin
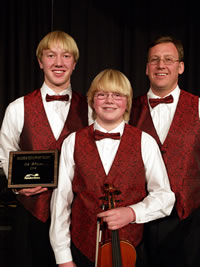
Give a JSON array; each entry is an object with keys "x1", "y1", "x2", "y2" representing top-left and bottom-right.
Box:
[
  {"x1": 96, "y1": 185, "x2": 137, "y2": 267},
  {"x1": 97, "y1": 207, "x2": 136, "y2": 230}
]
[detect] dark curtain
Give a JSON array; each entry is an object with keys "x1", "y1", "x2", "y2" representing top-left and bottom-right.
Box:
[
  {"x1": 1, "y1": 1, "x2": 200, "y2": 265},
  {"x1": 0, "y1": 0, "x2": 200, "y2": 125}
]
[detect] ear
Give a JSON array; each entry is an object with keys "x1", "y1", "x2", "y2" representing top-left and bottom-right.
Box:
[
  {"x1": 73, "y1": 62, "x2": 76, "y2": 70},
  {"x1": 145, "y1": 63, "x2": 149, "y2": 76},
  {"x1": 38, "y1": 58, "x2": 44, "y2": 70},
  {"x1": 178, "y1": 61, "x2": 184, "y2": 75},
  {"x1": 91, "y1": 103, "x2": 96, "y2": 120}
]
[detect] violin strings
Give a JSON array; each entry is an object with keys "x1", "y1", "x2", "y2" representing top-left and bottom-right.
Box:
[{"x1": 112, "y1": 230, "x2": 122, "y2": 267}]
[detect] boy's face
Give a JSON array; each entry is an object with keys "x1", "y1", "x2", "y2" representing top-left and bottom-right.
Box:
[
  {"x1": 93, "y1": 91, "x2": 127, "y2": 129},
  {"x1": 38, "y1": 42, "x2": 76, "y2": 93}
]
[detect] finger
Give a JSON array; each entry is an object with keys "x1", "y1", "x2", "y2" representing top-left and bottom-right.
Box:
[
  {"x1": 108, "y1": 225, "x2": 118, "y2": 230},
  {"x1": 19, "y1": 187, "x2": 48, "y2": 196},
  {"x1": 107, "y1": 220, "x2": 126, "y2": 230},
  {"x1": 33, "y1": 187, "x2": 48, "y2": 193},
  {"x1": 20, "y1": 186, "x2": 42, "y2": 193},
  {"x1": 24, "y1": 189, "x2": 47, "y2": 196},
  {"x1": 97, "y1": 209, "x2": 115, "y2": 218},
  {"x1": 33, "y1": 187, "x2": 48, "y2": 195},
  {"x1": 97, "y1": 211, "x2": 108, "y2": 218}
]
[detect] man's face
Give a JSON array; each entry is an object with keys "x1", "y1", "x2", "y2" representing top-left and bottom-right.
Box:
[
  {"x1": 146, "y1": 42, "x2": 184, "y2": 96},
  {"x1": 38, "y1": 43, "x2": 76, "y2": 92}
]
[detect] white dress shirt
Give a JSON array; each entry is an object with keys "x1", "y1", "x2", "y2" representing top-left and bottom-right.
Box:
[
  {"x1": 0, "y1": 82, "x2": 93, "y2": 175},
  {"x1": 147, "y1": 86, "x2": 200, "y2": 144},
  {"x1": 50, "y1": 120, "x2": 175, "y2": 264}
]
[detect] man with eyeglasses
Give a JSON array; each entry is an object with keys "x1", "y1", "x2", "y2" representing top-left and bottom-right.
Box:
[{"x1": 130, "y1": 36, "x2": 200, "y2": 266}]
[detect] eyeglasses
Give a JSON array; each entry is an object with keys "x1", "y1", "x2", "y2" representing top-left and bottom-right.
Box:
[
  {"x1": 94, "y1": 92, "x2": 126, "y2": 100},
  {"x1": 148, "y1": 56, "x2": 180, "y2": 65}
]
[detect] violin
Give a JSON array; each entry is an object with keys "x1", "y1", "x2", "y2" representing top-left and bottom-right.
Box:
[{"x1": 95, "y1": 184, "x2": 136, "y2": 267}]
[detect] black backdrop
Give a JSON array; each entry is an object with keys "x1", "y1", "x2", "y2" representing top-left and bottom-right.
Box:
[{"x1": 1, "y1": 0, "x2": 200, "y2": 125}]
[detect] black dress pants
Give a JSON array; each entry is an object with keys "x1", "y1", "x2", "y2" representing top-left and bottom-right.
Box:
[
  {"x1": 144, "y1": 208, "x2": 200, "y2": 267},
  {"x1": 10, "y1": 204, "x2": 57, "y2": 267}
]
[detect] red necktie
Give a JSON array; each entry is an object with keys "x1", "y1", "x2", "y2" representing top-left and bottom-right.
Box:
[
  {"x1": 94, "y1": 130, "x2": 121, "y2": 140},
  {"x1": 46, "y1": 94, "x2": 69, "y2": 102},
  {"x1": 149, "y1": 95, "x2": 173, "y2": 108}
]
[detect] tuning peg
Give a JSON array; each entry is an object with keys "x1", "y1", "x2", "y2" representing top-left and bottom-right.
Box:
[
  {"x1": 114, "y1": 190, "x2": 121, "y2": 195},
  {"x1": 99, "y1": 196, "x2": 108, "y2": 201},
  {"x1": 115, "y1": 200, "x2": 123, "y2": 203}
]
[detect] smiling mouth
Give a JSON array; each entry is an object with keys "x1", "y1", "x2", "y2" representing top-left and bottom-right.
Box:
[
  {"x1": 103, "y1": 107, "x2": 116, "y2": 110},
  {"x1": 156, "y1": 73, "x2": 168, "y2": 76},
  {"x1": 53, "y1": 70, "x2": 65, "y2": 73}
]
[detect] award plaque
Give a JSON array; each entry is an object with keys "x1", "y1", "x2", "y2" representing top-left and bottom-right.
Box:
[{"x1": 8, "y1": 150, "x2": 58, "y2": 188}]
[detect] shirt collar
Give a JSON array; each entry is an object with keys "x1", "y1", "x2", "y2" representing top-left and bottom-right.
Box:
[
  {"x1": 40, "y1": 82, "x2": 72, "y2": 100},
  {"x1": 94, "y1": 120, "x2": 125, "y2": 136}
]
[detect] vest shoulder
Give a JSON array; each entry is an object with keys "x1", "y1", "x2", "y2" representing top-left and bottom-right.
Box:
[
  {"x1": 132, "y1": 94, "x2": 148, "y2": 107},
  {"x1": 24, "y1": 89, "x2": 40, "y2": 98},
  {"x1": 76, "y1": 124, "x2": 92, "y2": 135},
  {"x1": 180, "y1": 90, "x2": 199, "y2": 99},
  {"x1": 72, "y1": 90, "x2": 86, "y2": 99},
  {"x1": 125, "y1": 124, "x2": 142, "y2": 134},
  {"x1": 72, "y1": 90, "x2": 87, "y2": 105},
  {"x1": 179, "y1": 90, "x2": 199, "y2": 109}
]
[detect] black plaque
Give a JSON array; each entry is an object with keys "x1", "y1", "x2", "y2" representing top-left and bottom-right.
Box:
[{"x1": 8, "y1": 150, "x2": 58, "y2": 188}]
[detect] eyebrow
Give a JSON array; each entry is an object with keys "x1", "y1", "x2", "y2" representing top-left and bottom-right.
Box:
[{"x1": 150, "y1": 53, "x2": 177, "y2": 57}]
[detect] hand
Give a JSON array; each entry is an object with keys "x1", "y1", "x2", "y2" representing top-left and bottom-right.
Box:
[
  {"x1": 59, "y1": 262, "x2": 76, "y2": 267},
  {"x1": 97, "y1": 207, "x2": 135, "y2": 230},
  {"x1": 17, "y1": 186, "x2": 48, "y2": 196}
]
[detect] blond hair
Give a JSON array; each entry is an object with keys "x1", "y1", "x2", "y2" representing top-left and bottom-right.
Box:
[
  {"x1": 36, "y1": 31, "x2": 79, "y2": 62},
  {"x1": 87, "y1": 69, "x2": 133, "y2": 121}
]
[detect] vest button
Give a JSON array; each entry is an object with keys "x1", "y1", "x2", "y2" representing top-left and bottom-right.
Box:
[{"x1": 161, "y1": 150, "x2": 166, "y2": 154}]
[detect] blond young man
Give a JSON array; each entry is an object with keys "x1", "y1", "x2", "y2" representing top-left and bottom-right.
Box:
[
  {"x1": 0, "y1": 31, "x2": 91, "y2": 267},
  {"x1": 50, "y1": 69, "x2": 175, "y2": 267}
]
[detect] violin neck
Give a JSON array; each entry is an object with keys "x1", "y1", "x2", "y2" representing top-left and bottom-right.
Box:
[{"x1": 111, "y1": 230, "x2": 122, "y2": 267}]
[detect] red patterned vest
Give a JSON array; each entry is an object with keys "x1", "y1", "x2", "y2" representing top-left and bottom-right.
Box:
[
  {"x1": 18, "y1": 88, "x2": 88, "y2": 222},
  {"x1": 71, "y1": 123, "x2": 147, "y2": 262},
  {"x1": 130, "y1": 90, "x2": 200, "y2": 220}
]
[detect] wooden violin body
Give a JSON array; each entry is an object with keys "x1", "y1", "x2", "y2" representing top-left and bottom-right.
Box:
[
  {"x1": 98, "y1": 238, "x2": 136, "y2": 267},
  {"x1": 96, "y1": 184, "x2": 137, "y2": 267}
]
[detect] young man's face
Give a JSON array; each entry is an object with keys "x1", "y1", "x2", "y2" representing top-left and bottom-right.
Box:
[
  {"x1": 93, "y1": 91, "x2": 128, "y2": 129},
  {"x1": 38, "y1": 43, "x2": 76, "y2": 92},
  {"x1": 146, "y1": 42, "x2": 184, "y2": 97}
]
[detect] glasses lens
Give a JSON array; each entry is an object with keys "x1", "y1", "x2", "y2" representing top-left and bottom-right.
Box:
[
  {"x1": 95, "y1": 92, "x2": 125, "y2": 100},
  {"x1": 149, "y1": 57, "x2": 179, "y2": 65}
]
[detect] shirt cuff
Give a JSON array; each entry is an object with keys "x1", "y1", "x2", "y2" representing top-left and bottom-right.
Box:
[
  {"x1": 55, "y1": 248, "x2": 73, "y2": 265},
  {"x1": 129, "y1": 203, "x2": 147, "y2": 224},
  {"x1": 12, "y1": 189, "x2": 19, "y2": 195}
]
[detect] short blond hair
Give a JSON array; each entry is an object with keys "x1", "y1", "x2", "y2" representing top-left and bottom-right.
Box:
[
  {"x1": 36, "y1": 31, "x2": 79, "y2": 62},
  {"x1": 87, "y1": 69, "x2": 133, "y2": 121}
]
